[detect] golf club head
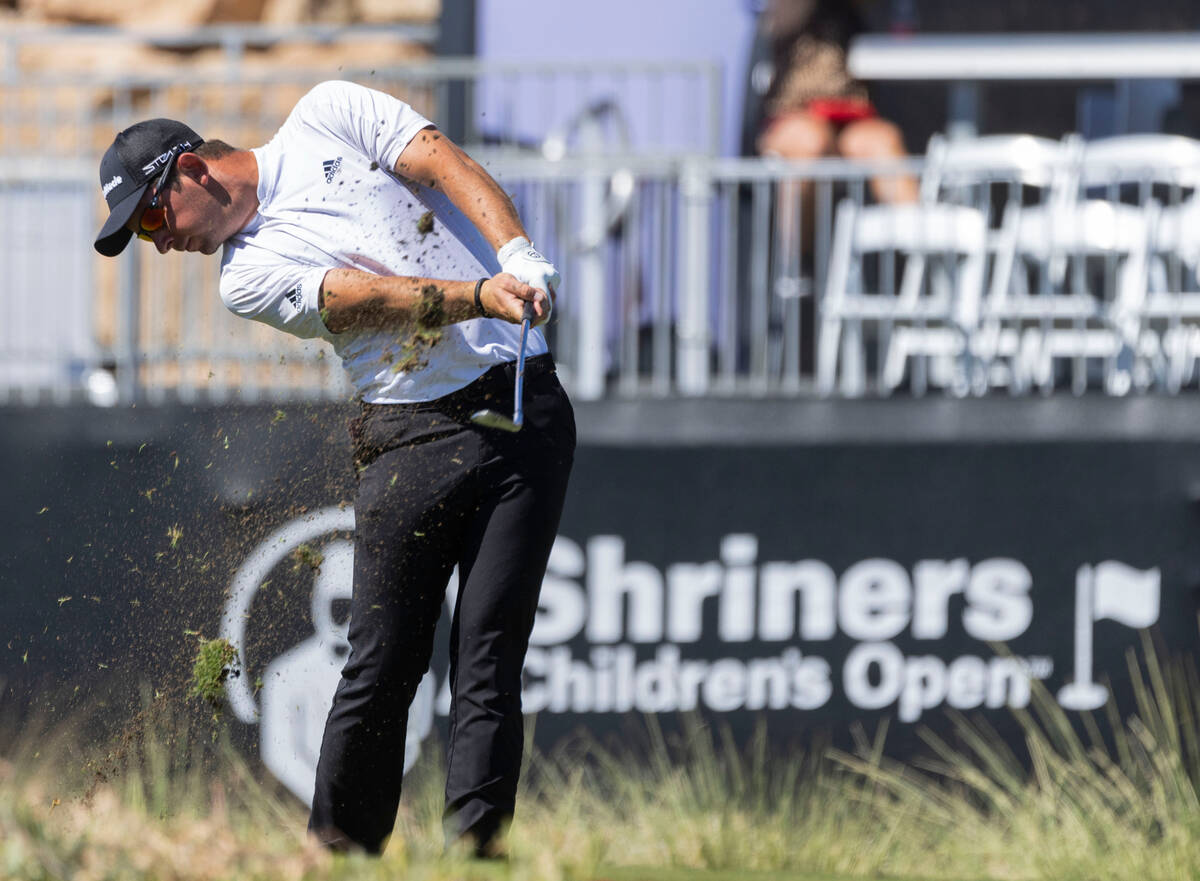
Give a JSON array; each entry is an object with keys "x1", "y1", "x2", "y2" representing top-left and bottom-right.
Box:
[
  {"x1": 470, "y1": 408, "x2": 522, "y2": 432},
  {"x1": 472, "y1": 305, "x2": 535, "y2": 433}
]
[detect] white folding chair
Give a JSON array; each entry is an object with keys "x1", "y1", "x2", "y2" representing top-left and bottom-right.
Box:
[
  {"x1": 1076, "y1": 134, "x2": 1200, "y2": 390},
  {"x1": 1080, "y1": 134, "x2": 1200, "y2": 197},
  {"x1": 921, "y1": 133, "x2": 1079, "y2": 205},
  {"x1": 981, "y1": 198, "x2": 1155, "y2": 395},
  {"x1": 817, "y1": 200, "x2": 988, "y2": 397},
  {"x1": 1136, "y1": 195, "x2": 1200, "y2": 390},
  {"x1": 909, "y1": 134, "x2": 1083, "y2": 395}
]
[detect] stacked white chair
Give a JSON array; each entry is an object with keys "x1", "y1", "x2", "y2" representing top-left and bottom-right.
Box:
[
  {"x1": 922, "y1": 134, "x2": 1084, "y2": 394},
  {"x1": 816, "y1": 199, "x2": 988, "y2": 397},
  {"x1": 920, "y1": 132, "x2": 1077, "y2": 207},
  {"x1": 818, "y1": 134, "x2": 1074, "y2": 397},
  {"x1": 817, "y1": 131, "x2": 1200, "y2": 396},
  {"x1": 1081, "y1": 134, "x2": 1200, "y2": 392},
  {"x1": 983, "y1": 197, "x2": 1155, "y2": 395},
  {"x1": 1146, "y1": 196, "x2": 1200, "y2": 390}
]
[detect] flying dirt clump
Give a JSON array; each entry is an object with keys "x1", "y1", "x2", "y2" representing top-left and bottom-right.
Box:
[
  {"x1": 389, "y1": 284, "x2": 445, "y2": 373},
  {"x1": 416, "y1": 283, "x2": 446, "y2": 328},
  {"x1": 190, "y1": 637, "x2": 239, "y2": 706}
]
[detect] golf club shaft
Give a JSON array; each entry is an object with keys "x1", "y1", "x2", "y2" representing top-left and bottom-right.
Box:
[{"x1": 513, "y1": 300, "x2": 534, "y2": 426}]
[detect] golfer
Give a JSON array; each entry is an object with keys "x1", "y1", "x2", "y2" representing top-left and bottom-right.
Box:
[{"x1": 93, "y1": 80, "x2": 575, "y2": 858}]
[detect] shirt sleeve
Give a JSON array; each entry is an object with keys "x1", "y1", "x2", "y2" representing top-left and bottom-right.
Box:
[
  {"x1": 296, "y1": 80, "x2": 433, "y2": 175},
  {"x1": 219, "y1": 263, "x2": 334, "y2": 341}
]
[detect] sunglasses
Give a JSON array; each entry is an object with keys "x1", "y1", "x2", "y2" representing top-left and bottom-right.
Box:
[{"x1": 135, "y1": 151, "x2": 178, "y2": 241}]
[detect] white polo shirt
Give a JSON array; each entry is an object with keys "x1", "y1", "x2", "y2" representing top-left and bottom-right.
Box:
[{"x1": 219, "y1": 80, "x2": 548, "y2": 403}]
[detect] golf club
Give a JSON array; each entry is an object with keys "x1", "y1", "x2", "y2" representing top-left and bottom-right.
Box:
[{"x1": 471, "y1": 298, "x2": 537, "y2": 432}]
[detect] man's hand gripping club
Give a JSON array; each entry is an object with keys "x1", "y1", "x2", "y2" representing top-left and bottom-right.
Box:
[
  {"x1": 476, "y1": 272, "x2": 553, "y2": 325},
  {"x1": 494, "y1": 236, "x2": 558, "y2": 326},
  {"x1": 471, "y1": 238, "x2": 558, "y2": 433}
]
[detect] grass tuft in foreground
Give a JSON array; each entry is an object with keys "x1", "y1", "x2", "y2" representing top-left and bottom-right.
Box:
[{"x1": 3, "y1": 633, "x2": 1199, "y2": 880}]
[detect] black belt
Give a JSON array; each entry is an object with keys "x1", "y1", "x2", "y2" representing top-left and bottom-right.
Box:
[
  {"x1": 361, "y1": 354, "x2": 556, "y2": 416},
  {"x1": 494, "y1": 352, "x2": 555, "y2": 386}
]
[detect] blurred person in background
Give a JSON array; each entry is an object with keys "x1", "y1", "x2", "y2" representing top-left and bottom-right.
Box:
[
  {"x1": 92, "y1": 80, "x2": 574, "y2": 860},
  {"x1": 737, "y1": 0, "x2": 918, "y2": 375},
  {"x1": 748, "y1": 0, "x2": 918, "y2": 204}
]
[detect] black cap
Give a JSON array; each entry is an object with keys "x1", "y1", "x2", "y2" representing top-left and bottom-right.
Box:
[{"x1": 94, "y1": 118, "x2": 204, "y2": 257}]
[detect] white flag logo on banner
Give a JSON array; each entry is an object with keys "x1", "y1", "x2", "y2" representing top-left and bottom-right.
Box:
[
  {"x1": 1057, "y1": 561, "x2": 1163, "y2": 711},
  {"x1": 1091, "y1": 561, "x2": 1160, "y2": 628}
]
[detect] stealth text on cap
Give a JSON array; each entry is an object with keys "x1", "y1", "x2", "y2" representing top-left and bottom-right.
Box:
[{"x1": 141, "y1": 141, "x2": 195, "y2": 176}]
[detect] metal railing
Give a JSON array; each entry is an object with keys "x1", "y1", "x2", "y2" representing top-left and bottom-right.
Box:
[
  {"x1": 5, "y1": 49, "x2": 1200, "y2": 404},
  {"x1": 0, "y1": 151, "x2": 885, "y2": 405},
  {"x1": 10, "y1": 146, "x2": 1200, "y2": 405},
  {"x1": 0, "y1": 52, "x2": 723, "y2": 405},
  {"x1": 506, "y1": 153, "x2": 930, "y2": 400}
]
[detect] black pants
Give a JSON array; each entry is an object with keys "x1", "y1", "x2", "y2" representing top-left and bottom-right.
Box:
[{"x1": 309, "y1": 355, "x2": 575, "y2": 854}]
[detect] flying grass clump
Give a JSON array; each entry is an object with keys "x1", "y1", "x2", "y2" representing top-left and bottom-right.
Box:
[
  {"x1": 416, "y1": 210, "x2": 434, "y2": 236},
  {"x1": 290, "y1": 543, "x2": 324, "y2": 574},
  {"x1": 190, "y1": 637, "x2": 239, "y2": 706}
]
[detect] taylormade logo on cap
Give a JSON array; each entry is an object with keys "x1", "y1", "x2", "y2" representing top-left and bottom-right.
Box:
[{"x1": 101, "y1": 175, "x2": 123, "y2": 197}]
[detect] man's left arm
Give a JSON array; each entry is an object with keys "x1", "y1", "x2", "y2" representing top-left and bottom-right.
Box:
[{"x1": 394, "y1": 128, "x2": 560, "y2": 323}]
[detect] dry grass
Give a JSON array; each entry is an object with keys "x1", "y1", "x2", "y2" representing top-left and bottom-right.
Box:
[{"x1": 3, "y1": 634, "x2": 1199, "y2": 881}]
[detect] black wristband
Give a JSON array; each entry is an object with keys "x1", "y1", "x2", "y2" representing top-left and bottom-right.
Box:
[{"x1": 474, "y1": 277, "x2": 490, "y2": 319}]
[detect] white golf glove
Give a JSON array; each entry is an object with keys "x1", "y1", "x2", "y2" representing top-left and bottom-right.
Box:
[{"x1": 497, "y1": 236, "x2": 559, "y2": 325}]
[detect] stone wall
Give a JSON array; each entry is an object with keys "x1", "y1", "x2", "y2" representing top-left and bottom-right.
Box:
[{"x1": 11, "y1": 0, "x2": 437, "y2": 27}]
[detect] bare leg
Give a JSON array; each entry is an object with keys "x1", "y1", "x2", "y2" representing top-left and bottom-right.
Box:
[
  {"x1": 758, "y1": 110, "x2": 835, "y2": 251},
  {"x1": 837, "y1": 117, "x2": 919, "y2": 204},
  {"x1": 758, "y1": 109, "x2": 836, "y2": 161}
]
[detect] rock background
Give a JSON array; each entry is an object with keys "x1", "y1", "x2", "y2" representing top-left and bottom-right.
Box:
[
  {"x1": 1, "y1": 0, "x2": 439, "y2": 122},
  {"x1": 1, "y1": 0, "x2": 440, "y2": 156},
  {"x1": 0, "y1": 1, "x2": 442, "y2": 356},
  {"x1": 6, "y1": 0, "x2": 437, "y2": 27}
]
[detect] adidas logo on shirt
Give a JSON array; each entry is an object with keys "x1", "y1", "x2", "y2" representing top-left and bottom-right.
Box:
[
  {"x1": 284, "y1": 283, "x2": 303, "y2": 311},
  {"x1": 322, "y1": 157, "x2": 343, "y2": 183}
]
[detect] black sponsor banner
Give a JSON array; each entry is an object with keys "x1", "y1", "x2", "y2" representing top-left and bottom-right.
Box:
[
  {"x1": 2, "y1": 403, "x2": 1198, "y2": 803},
  {"x1": 542, "y1": 442, "x2": 1198, "y2": 757}
]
